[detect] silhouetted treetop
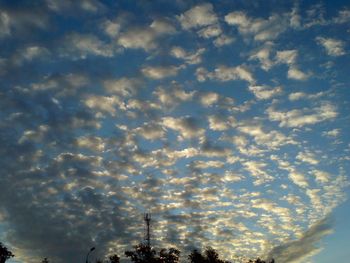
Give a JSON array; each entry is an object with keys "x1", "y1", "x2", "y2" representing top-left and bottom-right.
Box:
[
  {"x1": 0, "y1": 242, "x2": 14, "y2": 263},
  {"x1": 109, "y1": 254, "x2": 120, "y2": 263}
]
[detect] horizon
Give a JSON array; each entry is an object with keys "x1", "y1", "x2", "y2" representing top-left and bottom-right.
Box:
[{"x1": 1, "y1": 0, "x2": 350, "y2": 263}]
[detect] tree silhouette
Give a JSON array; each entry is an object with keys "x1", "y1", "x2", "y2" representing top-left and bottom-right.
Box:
[
  {"x1": 188, "y1": 249, "x2": 206, "y2": 263},
  {"x1": 125, "y1": 244, "x2": 181, "y2": 263},
  {"x1": 41, "y1": 258, "x2": 49, "y2": 263},
  {"x1": 125, "y1": 243, "x2": 158, "y2": 263},
  {"x1": 159, "y1": 248, "x2": 180, "y2": 263},
  {"x1": 0, "y1": 243, "x2": 14, "y2": 263},
  {"x1": 247, "y1": 258, "x2": 275, "y2": 263},
  {"x1": 188, "y1": 248, "x2": 231, "y2": 263},
  {"x1": 109, "y1": 254, "x2": 120, "y2": 263}
]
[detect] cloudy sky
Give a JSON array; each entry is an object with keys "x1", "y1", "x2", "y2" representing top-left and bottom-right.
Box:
[{"x1": 1, "y1": 0, "x2": 350, "y2": 262}]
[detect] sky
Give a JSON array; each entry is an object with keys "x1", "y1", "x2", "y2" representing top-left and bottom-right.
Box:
[{"x1": 0, "y1": 0, "x2": 350, "y2": 262}]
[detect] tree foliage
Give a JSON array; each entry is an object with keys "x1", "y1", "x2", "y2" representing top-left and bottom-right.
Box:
[
  {"x1": 0, "y1": 243, "x2": 14, "y2": 263},
  {"x1": 188, "y1": 248, "x2": 230, "y2": 263},
  {"x1": 125, "y1": 244, "x2": 180, "y2": 263},
  {"x1": 109, "y1": 254, "x2": 120, "y2": 263}
]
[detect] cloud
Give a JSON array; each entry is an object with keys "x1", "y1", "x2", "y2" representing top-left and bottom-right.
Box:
[
  {"x1": 199, "y1": 92, "x2": 219, "y2": 107},
  {"x1": 267, "y1": 216, "x2": 333, "y2": 263},
  {"x1": 0, "y1": 7, "x2": 48, "y2": 39},
  {"x1": 296, "y1": 151, "x2": 319, "y2": 165},
  {"x1": 117, "y1": 19, "x2": 175, "y2": 51},
  {"x1": 249, "y1": 42, "x2": 274, "y2": 70},
  {"x1": 84, "y1": 95, "x2": 124, "y2": 116},
  {"x1": 104, "y1": 77, "x2": 142, "y2": 97},
  {"x1": 248, "y1": 85, "x2": 282, "y2": 100},
  {"x1": 134, "y1": 122, "x2": 165, "y2": 140},
  {"x1": 313, "y1": 170, "x2": 330, "y2": 184},
  {"x1": 287, "y1": 67, "x2": 309, "y2": 80},
  {"x1": 75, "y1": 136, "x2": 105, "y2": 152},
  {"x1": 162, "y1": 116, "x2": 205, "y2": 139},
  {"x1": 208, "y1": 115, "x2": 235, "y2": 131},
  {"x1": 142, "y1": 65, "x2": 181, "y2": 79},
  {"x1": 238, "y1": 124, "x2": 295, "y2": 149},
  {"x1": 197, "y1": 24, "x2": 222, "y2": 38},
  {"x1": 266, "y1": 102, "x2": 338, "y2": 127},
  {"x1": 243, "y1": 161, "x2": 273, "y2": 185},
  {"x1": 225, "y1": 11, "x2": 289, "y2": 41},
  {"x1": 274, "y1": 50, "x2": 310, "y2": 80},
  {"x1": 177, "y1": 3, "x2": 218, "y2": 30},
  {"x1": 46, "y1": 0, "x2": 105, "y2": 13},
  {"x1": 61, "y1": 33, "x2": 114, "y2": 59},
  {"x1": 213, "y1": 34, "x2": 234, "y2": 47},
  {"x1": 289, "y1": 171, "x2": 309, "y2": 188},
  {"x1": 170, "y1": 46, "x2": 205, "y2": 65},
  {"x1": 316, "y1": 37, "x2": 346, "y2": 56},
  {"x1": 275, "y1": 50, "x2": 298, "y2": 65},
  {"x1": 322, "y1": 128, "x2": 340, "y2": 137},
  {"x1": 196, "y1": 65, "x2": 255, "y2": 83},
  {"x1": 102, "y1": 19, "x2": 121, "y2": 38},
  {"x1": 153, "y1": 84, "x2": 195, "y2": 107},
  {"x1": 288, "y1": 91, "x2": 324, "y2": 101}
]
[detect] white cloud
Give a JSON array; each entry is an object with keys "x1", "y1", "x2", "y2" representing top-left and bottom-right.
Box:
[
  {"x1": 102, "y1": 20, "x2": 121, "y2": 37},
  {"x1": 275, "y1": 50, "x2": 298, "y2": 65},
  {"x1": 208, "y1": 115, "x2": 235, "y2": 131},
  {"x1": 316, "y1": 37, "x2": 346, "y2": 56},
  {"x1": 199, "y1": 92, "x2": 219, "y2": 107},
  {"x1": 313, "y1": 170, "x2": 330, "y2": 183},
  {"x1": 249, "y1": 42, "x2": 274, "y2": 70},
  {"x1": 142, "y1": 65, "x2": 180, "y2": 79},
  {"x1": 296, "y1": 151, "x2": 319, "y2": 165},
  {"x1": 104, "y1": 77, "x2": 141, "y2": 97},
  {"x1": 84, "y1": 95, "x2": 124, "y2": 116},
  {"x1": 177, "y1": 3, "x2": 218, "y2": 30},
  {"x1": 196, "y1": 65, "x2": 255, "y2": 83},
  {"x1": 213, "y1": 34, "x2": 234, "y2": 47},
  {"x1": 225, "y1": 11, "x2": 289, "y2": 41},
  {"x1": 197, "y1": 24, "x2": 222, "y2": 38},
  {"x1": 322, "y1": 129, "x2": 340, "y2": 137},
  {"x1": 135, "y1": 122, "x2": 165, "y2": 140},
  {"x1": 289, "y1": 172, "x2": 309, "y2": 188},
  {"x1": 170, "y1": 46, "x2": 205, "y2": 65},
  {"x1": 153, "y1": 85, "x2": 195, "y2": 107},
  {"x1": 248, "y1": 85, "x2": 282, "y2": 100},
  {"x1": 0, "y1": 11, "x2": 11, "y2": 37},
  {"x1": 243, "y1": 161, "x2": 273, "y2": 185},
  {"x1": 287, "y1": 67, "x2": 310, "y2": 80},
  {"x1": 118, "y1": 19, "x2": 175, "y2": 51},
  {"x1": 266, "y1": 102, "x2": 337, "y2": 127},
  {"x1": 274, "y1": 50, "x2": 310, "y2": 80},
  {"x1": 190, "y1": 160, "x2": 225, "y2": 169},
  {"x1": 162, "y1": 116, "x2": 204, "y2": 139},
  {"x1": 288, "y1": 91, "x2": 324, "y2": 101},
  {"x1": 238, "y1": 125, "x2": 295, "y2": 149},
  {"x1": 62, "y1": 33, "x2": 114, "y2": 59},
  {"x1": 332, "y1": 9, "x2": 350, "y2": 24},
  {"x1": 75, "y1": 136, "x2": 105, "y2": 152}
]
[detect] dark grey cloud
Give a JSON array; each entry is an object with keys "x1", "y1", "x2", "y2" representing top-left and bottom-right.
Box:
[{"x1": 267, "y1": 216, "x2": 333, "y2": 263}]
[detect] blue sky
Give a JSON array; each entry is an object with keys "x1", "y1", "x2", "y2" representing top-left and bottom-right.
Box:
[{"x1": 0, "y1": 0, "x2": 349, "y2": 262}]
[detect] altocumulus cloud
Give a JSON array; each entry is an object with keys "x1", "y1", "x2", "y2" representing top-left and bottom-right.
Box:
[{"x1": 0, "y1": 1, "x2": 349, "y2": 263}]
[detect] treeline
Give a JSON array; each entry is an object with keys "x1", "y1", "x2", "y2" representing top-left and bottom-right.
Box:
[{"x1": 1, "y1": 242, "x2": 274, "y2": 263}]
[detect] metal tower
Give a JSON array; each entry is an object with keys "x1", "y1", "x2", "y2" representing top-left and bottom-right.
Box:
[{"x1": 144, "y1": 213, "x2": 151, "y2": 247}]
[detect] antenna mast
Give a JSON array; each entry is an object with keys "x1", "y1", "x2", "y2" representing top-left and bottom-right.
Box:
[{"x1": 144, "y1": 213, "x2": 151, "y2": 247}]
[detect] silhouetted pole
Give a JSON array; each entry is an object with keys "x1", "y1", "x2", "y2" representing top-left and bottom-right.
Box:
[{"x1": 85, "y1": 247, "x2": 95, "y2": 263}]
